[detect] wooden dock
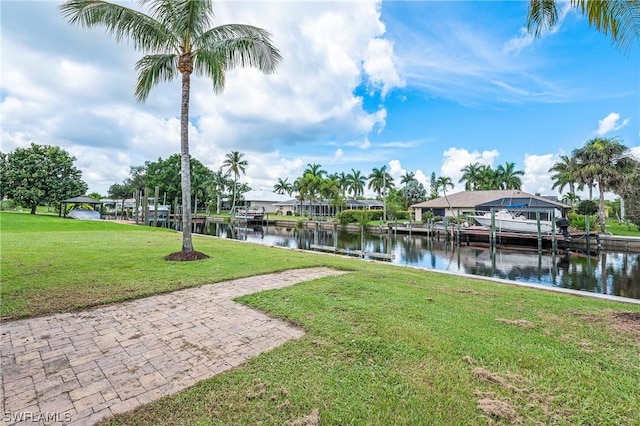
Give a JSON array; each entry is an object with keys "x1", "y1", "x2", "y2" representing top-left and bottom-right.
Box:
[
  {"x1": 310, "y1": 244, "x2": 395, "y2": 260},
  {"x1": 388, "y1": 224, "x2": 600, "y2": 251}
]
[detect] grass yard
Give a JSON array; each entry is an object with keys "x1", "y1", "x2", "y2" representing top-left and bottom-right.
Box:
[
  {"x1": 606, "y1": 219, "x2": 640, "y2": 237},
  {"x1": 2, "y1": 212, "x2": 639, "y2": 425}
]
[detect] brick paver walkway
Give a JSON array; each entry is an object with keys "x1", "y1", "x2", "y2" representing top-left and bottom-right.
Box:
[{"x1": 1, "y1": 268, "x2": 346, "y2": 425}]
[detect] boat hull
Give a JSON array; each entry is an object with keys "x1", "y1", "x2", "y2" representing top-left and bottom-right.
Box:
[{"x1": 471, "y1": 215, "x2": 555, "y2": 234}]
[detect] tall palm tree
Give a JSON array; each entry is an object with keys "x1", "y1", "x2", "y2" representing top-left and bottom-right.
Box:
[
  {"x1": 60, "y1": 0, "x2": 281, "y2": 258},
  {"x1": 347, "y1": 169, "x2": 366, "y2": 198},
  {"x1": 337, "y1": 171, "x2": 350, "y2": 198},
  {"x1": 561, "y1": 192, "x2": 581, "y2": 208},
  {"x1": 367, "y1": 166, "x2": 394, "y2": 198},
  {"x1": 294, "y1": 173, "x2": 322, "y2": 217},
  {"x1": 476, "y1": 165, "x2": 500, "y2": 190},
  {"x1": 527, "y1": 0, "x2": 640, "y2": 54},
  {"x1": 368, "y1": 166, "x2": 394, "y2": 222},
  {"x1": 304, "y1": 163, "x2": 327, "y2": 178},
  {"x1": 273, "y1": 177, "x2": 293, "y2": 196},
  {"x1": 459, "y1": 162, "x2": 483, "y2": 191},
  {"x1": 496, "y1": 162, "x2": 524, "y2": 190},
  {"x1": 321, "y1": 175, "x2": 343, "y2": 215},
  {"x1": 435, "y1": 175, "x2": 454, "y2": 212},
  {"x1": 573, "y1": 137, "x2": 632, "y2": 232},
  {"x1": 209, "y1": 167, "x2": 229, "y2": 214},
  {"x1": 549, "y1": 155, "x2": 582, "y2": 196},
  {"x1": 435, "y1": 176, "x2": 454, "y2": 197},
  {"x1": 400, "y1": 171, "x2": 417, "y2": 185},
  {"x1": 617, "y1": 159, "x2": 640, "y2": 223},
  {"x1": 222, "y1": 151, "x2": 248, "y2": 213}
]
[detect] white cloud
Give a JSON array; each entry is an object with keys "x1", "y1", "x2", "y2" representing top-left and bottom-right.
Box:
[
  {"x1": 440, "y1": 147, "x2": 499, "y2": 192},
  {"x1": 521, "y1": 154, "x2": 556, "y2": 196},
  {"x1": 363, "y1": 38, "x2": 404, "y2": 96},
  {"x1": 630, "y1": 146, "x2": 640, "y2": 161},
  {"x1": 502, "y1": 28, "x2": 536, "y2": 54},
  {"x1": 388, "y1": 159, "x2": 405, "y2": 184},
  {"x1": 344, "y1": 137, "x2": 372, "y2": 150},
  {"x1": 1, "y1": 0, "x2": 401, "y2": 195},
  {"x1": 596, "y1": 112, "x2": 629, "y2": 135}
]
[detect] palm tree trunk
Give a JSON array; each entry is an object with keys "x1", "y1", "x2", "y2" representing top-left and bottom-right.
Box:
[
  {"x1": 230, "y1": 179, "x2": 237, "y2": 212},
  {"x1": 180, "y1": 71, "x2": 194, "y2": 253},
  {"x1": 598, "y1": 179, "x2": 606, "y2": 233}
]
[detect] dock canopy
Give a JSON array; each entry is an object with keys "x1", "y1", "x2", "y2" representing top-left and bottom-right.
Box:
[
  {"x1": 475, "y1": 196, "x2": 568, "y2": 220},
  {"x1": 59, "y1": 196, "x2": 104, "y2": 218}
]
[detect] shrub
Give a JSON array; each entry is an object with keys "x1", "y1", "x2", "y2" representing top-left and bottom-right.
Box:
[
  {"x1": 338, "y1": 209, "x2": 381, "y2": 224},
  {"x1": 577, "y1": 200, "x2": 598, "y2": 216},
  {"x1": 421, "y1": 210, "x2": 434, "y2": 223},
  {"x1": 394, "y1": 210, "x2": 410, "y2": 220},
  {"x1": 568, "y1": 212, "x2": 597, "y2": 231},
  {"x1": 0, "y1": 199, "x2": 16, "y2": 210}
]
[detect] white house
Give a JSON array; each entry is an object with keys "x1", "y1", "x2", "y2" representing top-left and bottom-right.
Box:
[
  {"x1": 242, "y1": 190, "x2": 290, "y2": 214},
  {"x1": 410, "y1": 190, "x2": 568, "y2": 222}
]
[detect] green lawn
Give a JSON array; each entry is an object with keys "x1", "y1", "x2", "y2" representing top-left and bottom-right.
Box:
[
  {"x1": 606, "y1": 219, "x2": 640, "y2": 237},
  {"x1": 2, "y1": 212, "x2": 639, "y2": 425}
]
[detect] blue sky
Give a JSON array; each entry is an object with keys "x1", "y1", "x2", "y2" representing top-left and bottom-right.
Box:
[{"x1": 1, "y1": 1, "x2": 638, "y2": 198}]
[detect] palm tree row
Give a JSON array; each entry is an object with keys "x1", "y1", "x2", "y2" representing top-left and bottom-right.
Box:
[
  {"x1": 458, "y1": 162, "x2": 525, "y2": 191},
  {"x1": 548, "y1": 137, "x2": 637, "y2": 232},
  {"x1": 273, "y1": 163, "x2": 397, "y2": 216}
]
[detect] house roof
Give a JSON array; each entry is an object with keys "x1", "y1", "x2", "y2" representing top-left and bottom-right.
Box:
[
  {"x1": 243, "y1": 190, "x2": 290, "y2": 203},
  {"x1": 62, "y1": 196, "x2": 102, "y2": 204},
  {"x1": 274, "y1": 199, "x2": 384, "y2": 207},
  {"x1": 411, "y1": 190, "x2": 568, "y2": 210}
]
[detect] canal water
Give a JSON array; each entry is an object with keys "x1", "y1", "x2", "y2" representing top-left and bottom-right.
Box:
[{"x1": 201, "y1": 223, "x2": 640, "y2": 300}]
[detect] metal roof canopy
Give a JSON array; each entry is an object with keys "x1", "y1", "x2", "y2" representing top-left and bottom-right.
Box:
[{"x1": 475, "y1": 197, "x2": 564, "y2": 212}]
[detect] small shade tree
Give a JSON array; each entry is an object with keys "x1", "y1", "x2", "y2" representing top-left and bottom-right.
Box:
[{"x1": 2, "y1": 143, "x2": 87, "y2": 214}]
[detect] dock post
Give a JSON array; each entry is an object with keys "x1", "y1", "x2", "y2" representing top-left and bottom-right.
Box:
[
  {"x1": 456, "y1": 210, "x2": 461, "y2": 244},
  {"x1": 490, "y1": 208, "x2": 496, "y2": 248},
  {"x1": 443, "y1": 217, "x2": 448, "y2": 242},
  {"x1": 135, "y1": 190, "x2": 140, "y2": 225},
  {"x1": 536, "y1": 211, "x2": 542, "y2": 252},
  {"x1": 585, "y1": 215, "x2": 591, "y2": 252},
  {"x1": 173, "y1": 197, "x2": 179, "y2": 230},
  {"x1": 143, "y1": 187, "x2": 149, "y2": 226},
  {"x1": 153, "y1": 186, "x2": 159, "y2": 227},
  {"x1": 551, "y1": 214, "x2": 557, "y2": 253}
]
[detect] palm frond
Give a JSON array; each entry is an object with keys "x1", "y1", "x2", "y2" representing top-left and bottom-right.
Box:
[
  {"x1": 59, "y1": 0, "x2": 177, "y2": 52},
  {"x1": 573, "y1": 0, "x2": 640, "y2": 53},
  {"x1": 142, "y1": 0, "x2": 214, "y2": 49},
  {"x1": 134, "y1": 54, "x2": 178, "y2": 101},
  {"x1": 527, "y1": 0, "x2": 559, "y2": 37},
  {"x1": 196, "y1": 24, "x2": 282, "y2": 73},
  {"x1": 192, "y1": 50, "x2": 227, "y2": 94},
  {"x1": 527, "y1": 0, "x2": 640, "y2": 54}
]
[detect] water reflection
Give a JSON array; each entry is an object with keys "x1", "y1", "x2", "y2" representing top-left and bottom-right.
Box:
[{"x1": 202, "y1": 223, "x2": 640, "y2": 300}]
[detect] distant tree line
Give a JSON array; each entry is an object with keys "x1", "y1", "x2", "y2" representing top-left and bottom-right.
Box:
[
  {"x1": 107, "y1": 151, "x2": 251, "y2": 214},
  {"x1": 547, "y1": 137, "x2": 639, "y2": 232}
]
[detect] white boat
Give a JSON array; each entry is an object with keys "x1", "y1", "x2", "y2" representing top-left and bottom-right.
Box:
[
  {"x1": 234, "y1": 207, "x2": 265, "y2": 221},
  {"x1": 469, "y1": 209, "x2": 556, "y2": 234},
  {"x1": 138, "y1": 205, "x2": 171, "y2": 223},
  {"x1": 68, "y1": 209, "x2": 101, "y2": 220}
]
